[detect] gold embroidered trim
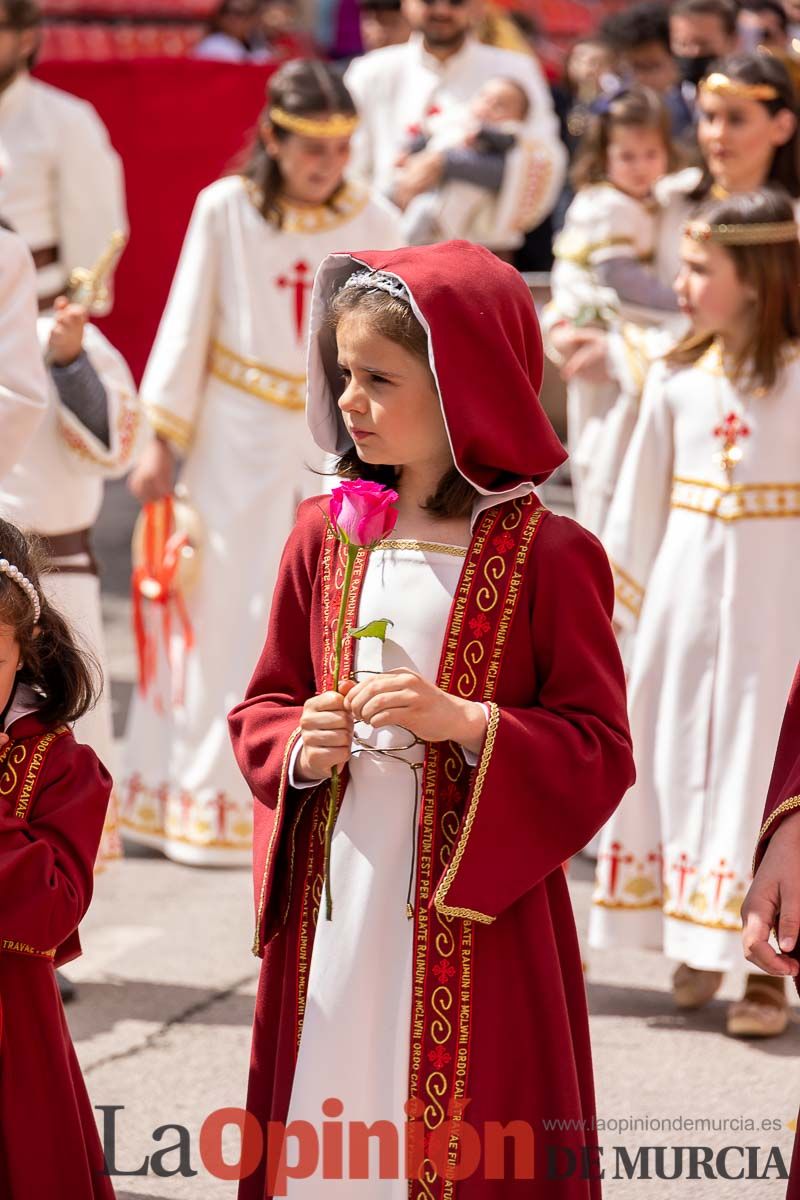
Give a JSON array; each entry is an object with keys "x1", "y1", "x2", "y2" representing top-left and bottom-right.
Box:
[
  {"x1": 610, "y1": 558, "x2": 644, "y2": 619},
  {"x1": 592, "y1": 898, "x2": 742, "y2": 930},
  {"x1": 145, "y1": 403, "x2": 192, "y2": 453},
  {"x1": 243, "y1": 178, "x2": 371, "y2": 234},
  {"x1": 375, "y1": 539, "x2": 468, "y2": 557},
  {"x1": 754, "y1": 794, "x2": 800, "y2": 871},
  {"x1": 269, "y1": 106, "x2": 359, "y2": 139},
  {"x1": 209, "y1": 341, "x2": 306, "y2": 411},
  {"x1": 252, "y1": 726, "x2": 302, "y2": 956},
  {"x1": 553, "y1": 233, "x2": 636, "y2": 269},
  {"x1": 671, "y1": 476, "x2": 800, "y2": 522},
  {"x1": 620, "y1": 322, "x2": 649, "y2": 395},
  {"x1": 1, "y1": 939, "x2": 56, "y2": 960},
  {"x1": 433, "y1": 701, "x2": 499, "y2": 924}
]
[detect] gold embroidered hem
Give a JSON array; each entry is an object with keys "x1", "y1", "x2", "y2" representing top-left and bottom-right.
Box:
[
  {"x1": 610, "y1": 558, "x2": 644, "y2": 619},
  {"x1": 1, "y1": 939, "x2": 56, "y2": 960},
  {"x1": 209, "y1": 341, "x2": 306, "y2": 411},
  {"x1": 145, "y1": 403, "x2": 192, "y2": 453},
  {"x1": 592, "y1": 896, "x2": 663, "y2": 911},
  {"x1": 592, "y1": 898, "x2": 743, "y2": 931},
  {"x1": 671, "y1": 477, "x2": 800, "y2": 522},
  {"x1": 433, "y1": 703, "x2": 498, "y2": 924},
  {"x1": 120, "y1": 776, "x2": 253, "y2": 853}
]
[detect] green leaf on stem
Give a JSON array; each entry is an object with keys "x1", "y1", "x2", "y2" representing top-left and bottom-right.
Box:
[{"x1": 350, "y1": 618, "x2": 394, "y2": 641}]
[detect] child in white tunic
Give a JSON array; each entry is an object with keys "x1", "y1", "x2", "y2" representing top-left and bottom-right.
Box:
[
  {"x1": 589, "y1": 188, "x2": 800, "y2": 1038},
  {"x1": 545, "y1": 87, "x2": 679, "y2": 534},
  {"x1": 122, "y1": 60, "x2": 401, "y2": 866},
  {"x1": 0, "y1": 297, "x2": 140, "y2": 867}
]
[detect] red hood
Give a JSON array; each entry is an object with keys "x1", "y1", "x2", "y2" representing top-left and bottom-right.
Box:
[{"x1": 306, "y1": 241, "x2": 566, "y2": 495}]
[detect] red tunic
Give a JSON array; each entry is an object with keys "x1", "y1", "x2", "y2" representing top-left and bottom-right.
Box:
[
  {"x1": 0, "y1": 713, "x2": 114, "y2": 1200},
  {"x1": 229, "y1": 492, "x2": 635, "y2": 1199}
]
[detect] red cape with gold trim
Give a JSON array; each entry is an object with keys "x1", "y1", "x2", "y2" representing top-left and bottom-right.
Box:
[
  {"x1": 230, "y1": 495, "x2": 634, "y2": 1199},
  {"x1": 0, "y1": 713, "x2": 114, "y2": 1198}
]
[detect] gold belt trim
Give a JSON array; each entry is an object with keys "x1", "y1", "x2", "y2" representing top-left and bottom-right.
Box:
[
  {"x1": 209, "y1": 341, "x2": 306, "y2": 411},
  {"x1": 671, "y1": 476, "x2": 800, "y2": 522}
]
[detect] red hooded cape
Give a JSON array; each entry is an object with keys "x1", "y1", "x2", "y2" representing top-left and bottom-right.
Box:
[
  {"x1": 0, "y1": 713, "x2": 114, "y2": 1199},
  {"x1": 306, "y1": 240, "x2": 567, "y2": 494},
  {"x1": 230, "y1": 242, "x2": 633, "y2": 1199}
]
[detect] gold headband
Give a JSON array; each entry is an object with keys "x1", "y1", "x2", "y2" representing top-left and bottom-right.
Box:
[
  {"x1": 684, "y1": 218, "x2": 799, "y2": 245},
  {"x1": 699, "y1": 72, "x2": 779, "y2": 102},
  {"x1": 268, "y1": 107, "x2": 359, "y2": 139}
]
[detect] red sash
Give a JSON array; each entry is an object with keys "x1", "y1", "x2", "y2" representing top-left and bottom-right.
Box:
[
  {"x1": 0, "y1": 725, "x2": 69, "y2": 962},
  {"x1": 291, "y1": 494, "x2": 547, "y2": 1194}
]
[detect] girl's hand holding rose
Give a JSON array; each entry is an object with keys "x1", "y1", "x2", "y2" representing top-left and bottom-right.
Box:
[
  {"x1": 344, "y1": 669, "x2": 487, "y2": 755},
  {"x1": 296, "y1": 682, "x2": 355, "y2": 782}
]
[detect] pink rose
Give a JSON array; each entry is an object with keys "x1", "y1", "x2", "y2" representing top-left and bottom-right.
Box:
[{"x1": 329, "y1": 479, "x2": 399, "y2": 547}]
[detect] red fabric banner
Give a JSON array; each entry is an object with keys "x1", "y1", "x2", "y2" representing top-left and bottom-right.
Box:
[{"x1": 34, "y1": 58, "x2": 276, "y2": 380}]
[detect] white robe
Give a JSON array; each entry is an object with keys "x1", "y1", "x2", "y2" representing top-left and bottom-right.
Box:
[
  {"x1": 0, "y1": 319, "x2": 141, "y2": 865},
  {"x1": 0, "y1": 228, "x2": 48, "y2": 474},
  {"x1": 344, "y1": 32, "x2": 565, "y2": 243},
  {"x1": 121, "y1": 176, "x2": 403, "y2": 865},
  {"x1": 588, "y1": 347, "x2": 800, "y2": 971},
  {"x1": 0, "y1": 71, "x2": 127, "y2": 310},
  {"x1": 285, "y1": 540, "x2": 466, "y2": 1198}
]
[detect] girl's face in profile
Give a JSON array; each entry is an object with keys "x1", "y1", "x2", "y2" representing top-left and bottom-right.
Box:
[
  {"x1": 335, "y1": 309, "x2": 453, "y2": 479},
  {"x1": 673, "y1": 236, "x2": 754, "y2": 338},
  {"x1": 262, "y1": 126, "x2": 352, "y2": 207},
  {"x1": 0, "y1": 623, "x2": 22, "y2": 719}
]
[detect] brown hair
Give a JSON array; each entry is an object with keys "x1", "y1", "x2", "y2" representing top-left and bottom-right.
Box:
[
  {"x1": 0, "y1": 519, "x2": 100, "y2": 726},
  {"x1": 666, "y1": 187, "x2": 800, "y2": 390},
  {"x1": 239, "y1": 59, "x2": 356, "y2": 228},
  {"x1": 570, "y1": 86, "x2": 679, "y2": 191},
  {"x1": 671, "y1": 0, "x2": 738, "y2": 36},
  {"x1": 692, "y1": 53, "x2": 800, "y2": 200},
  {"x1": 328, "y1": 285, "x2": 478, "y2": 519}
]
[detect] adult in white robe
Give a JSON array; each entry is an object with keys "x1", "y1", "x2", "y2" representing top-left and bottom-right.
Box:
[
  {"x1": 0, "y1": 227, "x2": 48, "y2": 473},
  {"x1": 589, "y1": 345, "x2": 800, "y2": 973},
  {"x1": 121, "y1": 176, "x2": 402, "y2": 866},
  {"x1": 344, "y1": 26, "x2": 565, "y2": 242},
  {"x1": 0, "y1": 317, "x2": 140, "y2": 865},
  {"x1": 0, "y1": 71, "x2": 127, "y2": 311}
]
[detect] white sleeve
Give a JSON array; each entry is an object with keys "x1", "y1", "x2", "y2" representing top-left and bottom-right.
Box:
[
  {"x1": 0, "y1": 232, "x2": 49, "y2": 476},
  {"x1": 603, "y1": 360, "x2": 675, "y2": 632},
  {"x1": 55, "y1": 100, "x2": 128, "y2": 315},
  {"x1": 343, "y1": 56, "x2": 375, "y2": 184},
  {"x1": 288, "y1": 738, "x2": 324, "y2": 790},
  {"x1": 56, "y1": 323, "x2": 142, "y2": 479},
  {"x1": 139, "y1": 188, "x2": 221, "y2": 453}
]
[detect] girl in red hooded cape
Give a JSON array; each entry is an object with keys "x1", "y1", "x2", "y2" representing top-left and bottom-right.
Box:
[
  {"x1": 744, "y1": 666, "x2": 800, "y2": 1198},
  {"x1": 229, "y1": 241, "x2": 635, "y2": 1199},
  {"x1": 0, "y1": 517, "x2": 115, "y2": 1199}
]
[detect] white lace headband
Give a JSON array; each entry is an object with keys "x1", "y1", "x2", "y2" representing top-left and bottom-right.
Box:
[
  {"x1": 341, "y1": 269, "x2": 410, "y2": 304},
  {"x1": 0, "y1": 557, "x2": 41, "y2": 623}
]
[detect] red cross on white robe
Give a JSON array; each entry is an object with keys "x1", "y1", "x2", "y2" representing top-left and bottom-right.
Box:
[
  {"x1": 600, "y1": 840, "x2": 634, "y2": 899},
  {"x1": 276, "y1": 259, "x2": 313, "y2": 342}
]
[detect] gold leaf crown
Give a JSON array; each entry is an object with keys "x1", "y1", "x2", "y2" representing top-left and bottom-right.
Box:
[
  {"x1": 699, "y1": 72, "x2": 779, "y2": 102},
  {"x1": 269, "y1": 107, "x2": 359, "y2": 139},
  {"x1": 684, "y1": 218, "x2": 799, "y2": 245}
]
